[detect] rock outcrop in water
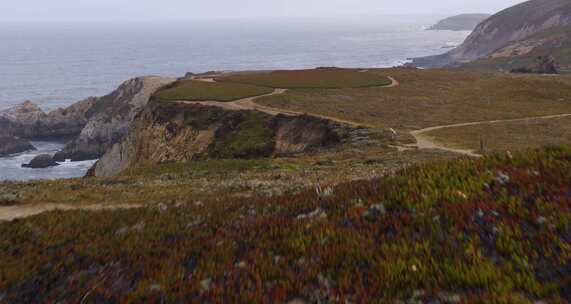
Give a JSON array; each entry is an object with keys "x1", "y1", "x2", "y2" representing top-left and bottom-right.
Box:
[
  {"x1": 91, "y1": 101, "x2": 350, "y2": 177},
  {"x1": 428, "y1": 14, "x2": 491, "y2": 31},
  {"x1": 53, "y1": 76, "x2": 176, "y2": 162},
  {"x1": 411, "y1": 0, "x2": 571, "y2": 68},
  {"x1": 21, "y1": 154, "x2": 60, "y2": 169}
]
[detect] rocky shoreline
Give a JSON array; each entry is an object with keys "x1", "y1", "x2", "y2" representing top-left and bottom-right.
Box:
[
  {"x1": 0, "y1": 136, "x2": 36, "y2": 158},
  {"x1": 0, "y1": 76, "x2": 175, "y2": 167},
  {"x1": 54, "y1": 76, "x2": 176, "y2": 162}
]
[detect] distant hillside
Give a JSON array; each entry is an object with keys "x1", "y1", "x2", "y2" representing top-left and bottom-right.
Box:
[
  {"x1": 463, "y1": 25, "x2": 571, "y2": 72},
  {"x1": 411, "y1": 0, "x2": 571, "y2": 68},
  {"x1": 428, "y1": 14, "x2": 491, "y2": 31}
]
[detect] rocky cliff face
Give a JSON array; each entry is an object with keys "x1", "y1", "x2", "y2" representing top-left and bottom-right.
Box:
[
  {"x1": 412, "y1": 0, "x2": 571, "y2": 67},
  {"x1": 54, "y1": 76, "x2": 176, "y2": 161},
  {"x1": 92, "y1": 101, "x2": 349, "y2": 177},
  {"x1": 0, "y1": 76, "x2": 175, "y2": 161},
  {"x1": 428, "y1": 14, "x2": 491, "y2": 31},
  {"x1": 0, "y1": 128, "x2": 36, "y2": 157},
  {"x1": 0, "y1": 98, "x2": 96, "y2": 139},
  {"x1": 0, "y1": 137, "x2": 36, "y2": 157},
  {"x1": 0, "y1": 118, "x2": 33, "y2": 156}
]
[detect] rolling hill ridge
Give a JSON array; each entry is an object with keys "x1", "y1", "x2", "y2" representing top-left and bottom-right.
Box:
[{"x1": 412, "y1": 0, "x2": 571, "y2": 69}]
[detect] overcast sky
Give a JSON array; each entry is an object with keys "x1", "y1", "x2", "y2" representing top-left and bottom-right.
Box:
[{"x1": 1, "y1": 0, "x2": 527, "y2": 23}]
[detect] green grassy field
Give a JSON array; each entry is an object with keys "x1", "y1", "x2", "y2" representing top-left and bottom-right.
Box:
[
  {"x1": 154, "y1": 80, "x2": 273, "y2": 102},
  {"x1": 218, "y1": 68, "x2": 392, "y2": 89},
  {"x1": 2, "y1": 146, "x2": 571, "y2": 302}
]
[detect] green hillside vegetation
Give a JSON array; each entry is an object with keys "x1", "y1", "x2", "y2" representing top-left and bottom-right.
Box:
[
  {"x1": 218, "y1": 68, "x2": 392, "y2": 89},
  {"x1": 154, "y1": 80, "x2": 273, "y2": 102},
  {"x1": 208, "y1": 111, "x2": 276, "y2": 158},
  {"x1": 2, "y1": 146, "x2": 571, "y2": 302}
]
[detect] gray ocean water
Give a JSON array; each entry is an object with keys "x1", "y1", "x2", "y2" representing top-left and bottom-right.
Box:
[{"x1": 0, "y1": 17, "x2": 470, "y2": 181}]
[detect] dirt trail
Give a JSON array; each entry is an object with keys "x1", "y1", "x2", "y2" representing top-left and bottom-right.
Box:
[
  {"x1": 383, "y1": 76, "x2": 400, "y2": 88},
  {"x1": 179, "y1": 76, "x2": 399, "y2": 128},
  {"x1": 407, "y1": 113, "x2": 571, "y2": 157},
  {"x1": 0, "y1": 203, "x2": 142, "y2": 222},
  {"x1": 185, "y1": 77, "x2": 571, "y2": 158}
]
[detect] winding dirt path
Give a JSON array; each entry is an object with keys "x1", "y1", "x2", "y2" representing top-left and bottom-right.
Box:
[
  {"x1": 407, "y1": 113, "x2": 571, "y2": 157},
  {"x1": 0, "y1": 203, "x2": 142, "y2": 222},
  {"x1": 180, "y1": 76, "x2": 399, "y2": 128},
  {"x1": 383, "y1": 76, "x2": 400, "y2": 88}
]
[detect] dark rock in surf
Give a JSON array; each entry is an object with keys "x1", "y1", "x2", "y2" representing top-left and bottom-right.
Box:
[{"x1": 22, "y1": 154, "x2": 60, "y2": 169}]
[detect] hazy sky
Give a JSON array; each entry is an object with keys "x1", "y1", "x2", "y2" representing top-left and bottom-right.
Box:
[{"x1": 1, "y1": 0, "x2": 527, "y2": 23}]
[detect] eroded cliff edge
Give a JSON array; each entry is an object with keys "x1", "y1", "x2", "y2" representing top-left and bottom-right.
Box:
[
  {"x1": 54, "y1": 76, "x2": 176, "y2": 161},
  {"x1": 91, "y1": 100, "x2": 355, "y2": 177}
]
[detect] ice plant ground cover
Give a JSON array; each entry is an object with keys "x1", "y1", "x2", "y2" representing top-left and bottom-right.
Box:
[{"x1": 1, "y1": 145, "x2": 571, "y2": 302}]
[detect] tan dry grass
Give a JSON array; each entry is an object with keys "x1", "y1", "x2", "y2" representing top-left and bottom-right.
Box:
[
  {"x1": 256, "y1": 68, "x2": 571, "y2": 130},
  {"x1": 425, "y1": 115, "x2": 571, "y2": 153}
]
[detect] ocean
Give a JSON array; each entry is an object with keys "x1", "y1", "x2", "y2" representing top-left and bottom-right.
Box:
[{"x1": 0, "y1": 17, "x2": 470, "y2": 181}]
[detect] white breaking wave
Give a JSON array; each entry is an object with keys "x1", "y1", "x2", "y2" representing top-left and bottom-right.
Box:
[{"x1": 0, "y1": 141, "x2": 98, "y2": 181}]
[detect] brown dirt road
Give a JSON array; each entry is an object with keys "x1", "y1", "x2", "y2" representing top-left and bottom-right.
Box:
[
  {"x1": 407, "y1": 113, "x2": 571, "y2": 157},
  {"x1": 0, "y1": 203, "x2": 142, "y2": 222}
]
